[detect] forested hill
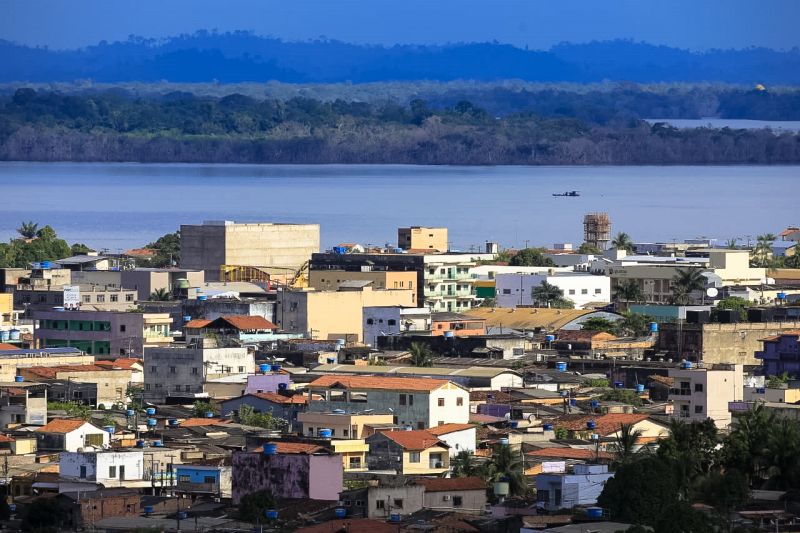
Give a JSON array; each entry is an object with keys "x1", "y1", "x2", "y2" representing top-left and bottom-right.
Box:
[
  {"x1": 2, "y1": 89, "x2": 799, "y2": 165},
  {"x1": 3, "y1": 33, "x2": 800, "y2": 84}
]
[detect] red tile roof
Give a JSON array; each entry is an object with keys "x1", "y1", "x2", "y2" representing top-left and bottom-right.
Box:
[
  {"x1": 0, "y1": 434, "x2": 15, "y2": 443},
  {"x1": 553, "y1": 413, "x2": 651, "y2": 436},
  {"x1": 255, "y1": 442, "x2": 327, "y2": 454},
  {"x1": 217, "y1": 315, "x2": 278, "y2": 331},
  {"x1": 123, "y1": 248, "x2": 156, "y2": 257},
  {"x1": 0, "y1": 343, "x2": 18, "y2": 351},
  {"x1": 428, "y1": 423, "x2": 476, "y2": 436},
  {"x1": 184, "y1": 319, "x2": 212, "y2": 329},
  {"x1": 179, "y1": 418, "x2": 232, "y2": 427},
  {"x1": 761, "y1": 330, "x2": 800, "y2": 342},
  {"x1": 295, "y1": 518, "x2": 396, "y2": 533},
  {"x1": 94, "y1": 358, "x2": 143, "y2": 370},
  {"x1": 35, "y1": 419, "x2": 93, "y2": 434},
  {"x1": 21, "y1": 365, "x2": 121, "y2": 379},
  {"x1": 555, "y1": 330, "x2": 617, "y2": 341},
  {"x1": 415, "y1": 476, "x2": 486, "y2": 492},
  {"x1": 378, "y1": 429, "x2": 447, "y2": 451},
  {"x1": 309, "y1": 375, "x2": 450, "y2": 392},
  {"x1": 250, "y1": 392, "x2": 307, "y2": 405},
  {"x1": 526, "y1": 447, "x2": 613, "y2": 460}
]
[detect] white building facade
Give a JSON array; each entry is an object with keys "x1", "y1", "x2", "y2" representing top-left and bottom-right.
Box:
[
  {"x1": 495, "y1": 273, "x2": 611, "y2": 309},
  {"x1": 363, "y1": 306, "x2": 431, "y2": 346},
  {"x1": 60, "y1": 450, "x2": 144, "y2": 486}
]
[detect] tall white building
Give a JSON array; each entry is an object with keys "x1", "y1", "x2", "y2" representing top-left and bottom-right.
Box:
[
  {"x1": 668, "y1": 364, "x2": 743, "y2": 428},
  {"x1": 495, "y1": 272, "x2": 611, "y2": 309}
]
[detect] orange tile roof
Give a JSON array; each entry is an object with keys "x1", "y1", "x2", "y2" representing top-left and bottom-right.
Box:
[
  {"x1": 36, "y1": 419, "x2": 92, "y2": 434},
  {"x1": 415, "y1": 476, "x2": 486, "y2": 492},
  {"x1": 184, "y1": 319, "x2": 212, "y2": 329},
  {"x1": 556, "y1": 330, "x2": 617, "y2": 341},
  {"x1": 21, "y1": 365, "x2": 117, "y2": 379},
  {"x1": 0, "y1": 434, "x2": 14, "y2": 443},
  {"x1": 255, "y1": 442, "x2": 327, "y2": 454},
  {"x1": 378, "y1": 429, "x2": 447, "y2": 451},
  {"x1": 179, "y1": 418, "x2": 231, "y2": 427},
  {"x1": 94, "y1": 358, "x2": 142, "y2": 370},
  {"x1": 309, "y1": 375, "x2": 450, "y2": 392},
  {"x1": 123, "y1": 248, "x2": 156, "y2": 257},
  {"x1": 761, "y1": 330, "x2": 800, "y2": 342},
  {"x1": 552, "y1": 413, "x2": 651, "y2": 436},
  {"x1": 0, "y1": 343, "x2": 18, "y2": 351},
  {"x1": 218, "y1": 315, "x2": 278, "y2": 330},
  {"x1": 428, "y1": 423, "x2": 476, "y2": 436},
  {"x1": 526, "y1": 447, "x2": 613, "y2": 460},
  {"x1": 250, "y1": 392, "x2": 307, "y2": 405}
]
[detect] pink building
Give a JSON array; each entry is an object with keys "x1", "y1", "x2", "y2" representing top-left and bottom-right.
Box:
[{"x1": 232, "y1": 442, "x2": 343, "y2": 503}]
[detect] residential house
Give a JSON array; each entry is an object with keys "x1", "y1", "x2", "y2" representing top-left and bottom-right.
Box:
[
  {"x1": 143, "y1": 343, "x2": 255, "y2": 403},
  {"x1": 220, "y1": 392, "x2": 307, "y2": 429},
  {"x1": 415, "y1": 477, "x2": 487, "y2": 514},
  {"x1": 340, "y1": 482, "x2": 425, "y2": 520},
  {"x1": 550, "y1": 414, "x2": 669, "y2": 443},
  {"x1": 427, "y1": 423, "x2": 477, "y2": 457},
  {"x1": 276, "y1": 285, "x2": 414, "y2": 342},
  {"x1": 668, "y1": 363, "x2": 744, "y2": 428},
  {"x1": 59, "y1": 450, "x2": 145, "y2": 488},
  {"x1": 244, "y1": 371, "x2": 292, "y2": 395},
  {"x1": 119, "y1": 267, "x2": 205, "y2": 301},
  {"x1": 306, "y1": 375, "x2": 469, "y2": 429},
  {"x1": 365, "y1": 429, "x2": 450, "y2": 475},
  {"x1": 363, "y1": 306, "x2": 430, "y2": 346},
  {"x1": 330, "y1": 439, "x2": 370, "y2": 472},
  {"x1": 309, "y1": 271, "x2": 418, "y2": 303},
  {"x1": 56, "y1": 489, "x2": 140, "y2": 529},
  {"x1": 35, "y1": 419, "x2": 109, "y2": 452},
  {"x1": 14, "y1": 285, "x2": 138, "y2": 313},
  {"x1": 0, "y1": 382, "x2": 47, "y2": 426},
  {"x1": 183, "y1": 315, "x2": 279, "y2": 345},
  {"x1": 756, "y1": 330, "x2": 800, "y2": 378},
  {"x1": 34, "y1": 310, "x2": 173, "y2": 358},
  {"x1": 552, "y1": 330, "x2": 618, "y2": 355},
  {"x1": 430, "y1": 312, "x2": 486, "y2": 337},
  {"x1": 311, "y1": 364, "x2": 522, "y2": 391},
  {"x1": 94, "y1": 358, "x2": 144, "y2": 385},
  {"x1": 535, "y1": 464, "x2": 614, "y2": 511},
  {"x1": 496, "y1": 272, "x2": 610, "y2": 309},
  {"x1": 175, "y1": 459, "x2": 232, "y2": 498},
  {"x1": 231, "y1": 442, "x2": 343, "y2": 503},
  {"x1": 0, "y1": 347, "x2": 94, "y2": 382},
  {"x1": 19, "y1": 365, "x2": 132, "y2": 408},
  {"x1": 297, "y1": 412, "x2": 395, "y2": 439},
  {"x1": 0, "y1": 293, "x2": 14, "y2": 325},
  {"x1": 398, "y1": 226, "x2": 448, "y2": 253}
]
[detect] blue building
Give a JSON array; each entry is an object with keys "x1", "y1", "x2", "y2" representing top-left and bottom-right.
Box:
[
  {"x1": 535, "y1": 464, "x2": 614, "y2": 511},
  {"x1": 175, "y1": 461, "x2": 232, "y2": 499},
  {"x1": 756, "y1": 331, "x2": 800, "y2": 378}
]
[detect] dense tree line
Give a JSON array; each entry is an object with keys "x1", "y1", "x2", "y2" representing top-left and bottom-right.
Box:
[{"x1": 1, "y1": 89, "x2": 799, "y2": 165}]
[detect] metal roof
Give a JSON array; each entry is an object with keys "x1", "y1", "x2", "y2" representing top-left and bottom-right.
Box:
[{"x1": 313, "y1": 363, "x2": 520, "y2": 378}]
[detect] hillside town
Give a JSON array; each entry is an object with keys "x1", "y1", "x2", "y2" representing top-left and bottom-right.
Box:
[{"x1": 0, "y1": 214, "x2": 799, "y2": 532}]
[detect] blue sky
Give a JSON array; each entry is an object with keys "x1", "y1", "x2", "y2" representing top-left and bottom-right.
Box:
[{"x1": 3, "y1": 0, "x2": 799, "y2": 51}]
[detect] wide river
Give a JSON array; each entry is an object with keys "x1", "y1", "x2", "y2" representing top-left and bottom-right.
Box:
[{"x1": 0, "y1": 162, "x2": 796, "y2": 252}]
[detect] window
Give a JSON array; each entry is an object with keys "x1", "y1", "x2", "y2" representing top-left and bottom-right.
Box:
[
  {"x1": 348, "y1": 457, "x2": 361, "y2": 469},
  {"x1": 695, "y1": 405, "x2": 704, "y2": 413},
  {"x1": 438, "y1": 398, "x2": 445, "y2": 407},
  {"x1": 453, "y1": 496, "x2": 463, "y2": 507},
  {"x1": 184, "y1": 385, "x2": 191, "y2": 392},
  {"x1": 418, "y1": 421, "x2": 426, "y2": 430},
  {"x1": 393, "y1": 499, "x2": 404, "y2": 509},
  {"x1": 238, "y1": 366, "x2": 245, "y2": 373},
  {"x1": 150, "y1": 366, "x2": 157, "y2": 373},
  {"x1": 96, "y1": 295, "x2": 105, "y2": 303},
  {"x1": 595, "y1": 288, "x2": 602, "y2": 294},
  {"x1": 204, "y1": 476, "x2": 216, "y2": 484},
  {"x1": 110, "y1": 294, "x2": 118, "y2": 302},
  {"x1": 581, "y1": 289, "x2": 588, "y2": 295},
  {"x1": 308, "y1": 427, "x2": 314, "y2": 435},
  {"x1": 145, "y1": 383, "x2": 151, "y2": 390},
  {"x1": 367, "y1": 318, "x2": 374, "y2": 325},
  {"x1": 456, "y1": 397, "x2": 463, "y2": 406},
  {"x1": 82, "y1": 295, "x2": 91, "y2": 303},
  {"x1": 80, "y1": 466, "x2": 87, "y2": 479},
  {"x1": 85, "y1": 434, "x2": 104, "y2": 447},
  {"x1": 409, "y1": 452, "x2": 420, "y2": 463},
  {"x1": 568, "y1": 289, "x2": 576, "y2": 295},
  {"x1": 109, "y1": 466, "x2": 117, "y2": 478},
  {"x1": 126, "y1": 294, "x2": 134, "y2": 302},
  {"x1": 175, "y1": 385, "x2": 181, "y2": 391},
  {"x1": 192, "y1": 367, "x2": 199, "y2": 375},
  {"x1": 170, "y1": 366, "x2": 176, "y2": 374},
  {"x1": 178, "y1": 475, "x2": 190, "y2": 482},
  {"x1": 120, "y1": 324, "x2": 126, "y2": 332},
  {"x1": 399, "y1": 394, "x2": 406, "y2": 406},
  {"x1": 694, "y1": 383, "x2": 704, "y2": 392},
  {"x1": 387, "y1": 319, "x2": 397, "y2": 326},
  {"x1": 376, "y1": 500, "x2": 385, "y2": 510}
]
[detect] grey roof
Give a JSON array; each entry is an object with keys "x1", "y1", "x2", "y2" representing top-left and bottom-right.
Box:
[
  {"x1": 430, "y1": 312, "x2": 477, "y2": 321},
  {"x1": 338, "y1": 279, "x2": 374, "y2": 289},
  {"x1": 55, "y1": 255, "x2": 108, "y2": 265},
  {"x1": 312, "y1": 363, "x2": 520, "y2": 379},
  {"x1": 0, "y1": 347, "x2": 84, "y2": 357}
]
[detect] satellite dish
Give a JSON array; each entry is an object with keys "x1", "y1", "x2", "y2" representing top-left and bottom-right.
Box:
[{"x1": 706, "y1": 287, "x2": 719, "y2": 298}]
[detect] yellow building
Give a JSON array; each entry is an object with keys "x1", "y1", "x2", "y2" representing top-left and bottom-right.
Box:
[
  {"x1": 366, "y1": 429, "x2": 450, "y2": 475},
  {"x1": 276, "y1": 286, "x2": 415, "y2": 341},
  {"x1": 330, "y1": 439, "x2": 370, "y2": 471},
  {"x1": 297, "y1": 412, "x2": 395, "y2": 439},
  {"x1": 398, "y1": 227, "x2": 448, "y2": 252},
  {"x1": 308, "y1": 270, "x2": 418, "y2": 303},
  {"x1": 0, "y1": 294, "x2": 12, "y2": 326}
]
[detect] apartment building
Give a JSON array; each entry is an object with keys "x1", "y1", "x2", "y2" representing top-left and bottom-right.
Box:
[
  {"x1": 495, "y1": 272, "x2": 611, "y2": 309},
  {"x1": 398, "y1": 226, "x2": 448, "y2": 252},
  {"x1": 668, "y1": 363, "x2": 744, "y2": 428}
]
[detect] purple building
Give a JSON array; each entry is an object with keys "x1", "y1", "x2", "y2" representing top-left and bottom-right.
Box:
[
  {"x1": 245, "y1": 373, "x2": 291, "y2": 395},
  {"x1": 232, "y1": 442, "x2": 343, "y2": 503},
  {"x1": 756, "y1": 331, "x2": 800, "y2": 378}
]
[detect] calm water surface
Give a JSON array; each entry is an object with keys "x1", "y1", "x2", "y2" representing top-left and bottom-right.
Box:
[{"x1": 0, "y1": 162, "x2": 796, "y2": 251}]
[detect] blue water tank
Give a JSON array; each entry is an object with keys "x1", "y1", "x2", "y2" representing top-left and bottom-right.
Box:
[
  {"x1": 136, "y1": 439, "x2": 146, "y2": 448},
  {"x1": 271, "y1": 364, "x2": 281, "y2": 372},
  {"x1": 183, "y1": 316, "x2": 192, "y2": 322},
  {"x1": 778, "y1": 292, "x2": 787, "y2": 300},
  {"x1": 555, "y1": 362, "x2": 567, "y2": 372},
  {"x1": 41, "y1": 261, "x2": 51, "y2": 269},
  {"x1": 0, "y1": 331, "x2": 10, "y2": 342},
  {"x1": 153, "y1": 440, "x2": 163, "y2": 447},
  {"x1": 444, "y1": 331, "x2": 455, "y2": 339},
  {"x1": 318, "y1": 428, "x2": 333, "y2": 438},
  {"x1": 543, "y1": 423, "x2": 553, "y2": 430},
  {"x1": 614, "y1": 381, "x2": 624, "y2": 389},
  {"x1": 394, "y1": 248, "x2": 404, "y2": 254},
  {"x1": 169, "y1": 418, "x2": 179, "y2": 426},
  {"x1": 650, "y1": 322, "x2": 658, "y2": 333},
  {"x1": 259, "y1": 363, "x2": 270, "y2": 373},
  {"x1": 326, "y1": 357, "x2": 336, "y2": 364},
  {"x1": 390, "y1": 513, "x2": 401, "y2": 523},
  {"x1": 265, "y1": 510, "x2": 278, "y2": 520},
  {"x1": 147, "y1": 418, "x2": 157, "y2": 427},
  {"x1": 263, "y1": 443, "x2": 278, "y2": 455},
  {"x1": 545, "y1": 334, "x2": 556, "y2": 342},
  {"x1": 587, "y1": 420, "x2": 597, "y2": 429},
  {"x1": 146, "y1": 407, "x2": 156, "y2": 416},
  {"x1": 9, "y1": 329, "x2": 20, "y2": 340},
  {"x1": 205, "y1": 411, "x2": 214, "y2": 418},
  {"x1": 14, "y1": 375, "x2": 23, "y2": 383},
  {"x1": 126, "y1": 409, "x2": 135, "y2": 417},
  {"x1": 278, "y1": 383, "x2": 288, "y2": 391},
  {"x1": 144, "y1": 506, "x2": 154, "y2": 515},
  {"x1": 178, "y1": 511, "x2": 188, "y2": 520},
  {"x1": 509, "y1": 421, "x2": 518, "y2": 428},
  {"x1": 590, "y1": 399, "x2": 600, "y2": 408},
  {"x1": 587, "y1": 507, "x2": 603, "y2": 518},
  {"x1": 103, "y1": 425, "x2": 115, "y2": 434},
  {"x1": 499, "y1": 438, "x2": 509, "y2": 445},
  {"x1": 333, "y1": 246, "x2": 347, "y2": 255},
  {"x1": 682, "y1": 361, "x2": 693, "y2": 369},
  {"x1": 335, "y1": 507, "x2": 346, "y2": 518},
  {"x1": 569, "y1": 398, "x2": 577, "y2": 406},
  {"x1": 197, "y1": 295, "x2": 208, "y2": 301},
  {"x1": 636, "y1": 384, "x2": 646, "y2": 393}
]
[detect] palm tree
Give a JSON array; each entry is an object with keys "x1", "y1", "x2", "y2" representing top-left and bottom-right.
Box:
[
  {"x1": 451, "y1": 450, "x2": 480, "y2": 477},
  {"x1": 614, "y1": 279, "x2": 645, "y2": 306},
  {"x1": 722, "y1": 404, "x2": 774, "y2": 486},
  {"x1": 409, "y1": 342, "x2": 434, "y2": 367},
  {"x1": 753, "y1": 233, "x2": 777, "y2": 267},
  {"x1": 149, "y1": 288, "x2": 172, "y2": 301},
  {"x1": 765, "y1": 418, "x2": 800, "y2": 490},
  {"x1": 531, "y1": 280, "x2": 564, "y2": 308},
  {"x1": 671, "y1": 267, "x2": 707, "y2": 305},
  {"x1": 16, "y1": 221, "x2": 39, "y2": 239},
  {"x1": 483, "y1": 443, "x2": 527, "y2": 497},
  {"x1": 611, "y1": 423, "x2": 643, "y2": 463},
  {"x1": 611, "y1": 232, "x2": 635, "y2": 253},
  {"x1": 725, "y1": 238, "x2": 739, "y2": 250}
]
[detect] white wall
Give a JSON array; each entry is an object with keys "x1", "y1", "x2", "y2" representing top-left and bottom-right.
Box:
[
  {"x1": 495, "y1": 273, "x2": 610, "y2": 309},
  {"x1": 363, "y1": 307, "x2": 402, "y2": 347},
  {"x1": 428, "y1": 387, "x2": 470, "y2": 426},
  {"x1": 60, "y1": 450, "x2": 143, "y2": 483},
  {"x1": 64, "y1": 424, "x2": 110, "y2": 452},
  {"x1": 435, "y1": 427, "x2": 476, "y2": 457}
]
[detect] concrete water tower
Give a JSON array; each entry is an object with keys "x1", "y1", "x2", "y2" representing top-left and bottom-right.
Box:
[{"x1": 583, "y1": 213, "x2": 612, "y2": 250}]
